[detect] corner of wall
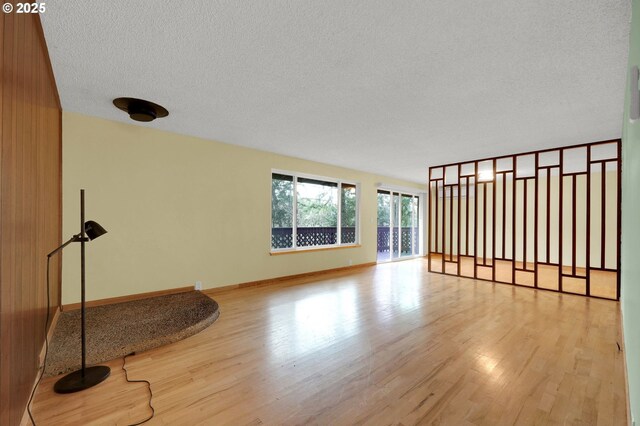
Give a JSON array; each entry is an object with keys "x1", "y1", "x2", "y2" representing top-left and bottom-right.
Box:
[{"x1": 622, "y1": 0, "x2": 640, "y2": 422}]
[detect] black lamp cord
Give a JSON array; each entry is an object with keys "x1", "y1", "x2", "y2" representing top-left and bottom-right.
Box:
[
  {"x1": 122, "y1": 352, "x2": 155, "y2": 425},
  {"x1": 25, "y1": 256, "x2": 155, "y2": 426}
]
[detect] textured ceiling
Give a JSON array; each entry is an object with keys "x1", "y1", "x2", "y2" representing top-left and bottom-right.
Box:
[{"x1": 40, "y1": 1, "x2": 630, "y2": 183}]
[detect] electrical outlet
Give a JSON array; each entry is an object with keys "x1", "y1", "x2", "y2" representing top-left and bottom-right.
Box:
[
  {"x1": 348, "y1": 259, "x2": 353, "y2": 266},
  {"x1": 195, "y1": 281, "x2": 202, "y2": 291}
]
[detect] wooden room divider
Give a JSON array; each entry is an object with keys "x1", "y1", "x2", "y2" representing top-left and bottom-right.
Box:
[{"x1": 428, "y1": 139, "x2": 621, "y2": 300}]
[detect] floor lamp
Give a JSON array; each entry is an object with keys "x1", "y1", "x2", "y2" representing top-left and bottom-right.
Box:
[{"x1": 50, "y1": 189, "x2": 111, "y2": 393}]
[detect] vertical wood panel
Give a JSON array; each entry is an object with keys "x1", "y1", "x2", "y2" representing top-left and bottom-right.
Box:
[{"x1": 0, "y1": 9, "x2": 61, "y2": 426}]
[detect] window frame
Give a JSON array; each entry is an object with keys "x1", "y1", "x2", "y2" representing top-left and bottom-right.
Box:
[{"x1": 270, "y1": 169, "x2": 360, "y2": 253}]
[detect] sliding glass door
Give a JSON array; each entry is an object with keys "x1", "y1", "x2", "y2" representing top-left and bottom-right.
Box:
[{"x1": 377, "y1": 190, "x2": 421, "y2": 262}]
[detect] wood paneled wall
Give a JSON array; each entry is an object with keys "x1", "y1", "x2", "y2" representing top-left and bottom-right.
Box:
[{"x1": 0, "y1": 10, "x2": 62, "y2": 426}]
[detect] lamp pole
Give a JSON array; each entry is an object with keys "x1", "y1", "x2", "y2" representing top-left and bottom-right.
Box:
[
  {"x1": 80, "y1": 189, "x2": 87, "y2": 375},
  {"x1": 53, "y1": 189, "x2": 110, "y2": 393}
]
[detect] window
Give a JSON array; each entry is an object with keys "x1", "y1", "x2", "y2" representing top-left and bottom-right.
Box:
[
  {"x1": 271, "y1": 171, "x2": 359, "y2": 251},
  {"x1": 271, "y1": 174, "x2": 294, "y2": 249},
  {"x1": 341, "y1": 183, "x2": 357, "y2": 244}
]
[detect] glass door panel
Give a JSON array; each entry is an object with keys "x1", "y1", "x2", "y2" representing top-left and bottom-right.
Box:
[
  {"x1": 412, "y1": 196, "x2": 419, "y2": 255},
  {"x1": 378, "y1": 190, "x2": 421, "y2": 262},
  {"x1": 376, "y1": 191, "x2": 391, "y2": 262},
  {"x1": 401, "y1": 195, "x2": 413, "y2": 257},
  {"x1": 393, "y1": 194, "x2": 400, "y2": 258}
]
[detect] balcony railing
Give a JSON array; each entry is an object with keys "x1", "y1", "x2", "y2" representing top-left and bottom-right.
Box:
[
  {"x1": 272, "y1": 227, "x2": 354, "y2": 248},
  {"x1": 271, "y1": 226, "x2": 418, "y2": 252},
  {"x1": 377, "y1": 227, "x2": 419, "y2": 254}
]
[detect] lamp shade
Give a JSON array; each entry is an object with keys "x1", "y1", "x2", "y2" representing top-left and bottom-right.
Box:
[{"x1": 84, "y1": 220, "x2": 107, "y2": 240}]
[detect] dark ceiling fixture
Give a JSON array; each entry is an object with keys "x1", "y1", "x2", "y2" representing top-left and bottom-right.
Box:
[{"x1": 113, "y1": 97, "x2": 169, "y2": 122}]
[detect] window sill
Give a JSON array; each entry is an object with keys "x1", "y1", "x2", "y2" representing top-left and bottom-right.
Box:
[{"x1": 270, "y1": 244, "x2": 361, "y2": 256}]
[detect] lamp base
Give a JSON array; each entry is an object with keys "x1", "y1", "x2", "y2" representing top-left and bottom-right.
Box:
[{"x1": 53, "y1": 365, "x2": 111, "y2": 394}]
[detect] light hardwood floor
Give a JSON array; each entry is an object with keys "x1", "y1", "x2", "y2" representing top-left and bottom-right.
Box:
[
  {"x1": 29, "y1": 258, "x2": 627, "y2": 425},
  {"x1": 430, "y1": 254, "x2": 618, "y2": 300}
]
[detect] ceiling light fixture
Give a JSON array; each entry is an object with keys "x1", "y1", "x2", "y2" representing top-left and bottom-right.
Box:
[{"x1": 113, "y1": 97, "x2": 169, "y2": 122}]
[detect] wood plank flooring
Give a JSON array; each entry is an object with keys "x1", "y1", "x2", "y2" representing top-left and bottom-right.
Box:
[
  {"x1": 430, "y1": 254, "x2": 618, "y2": 300},
  {"x1": 28, "y1": 258, "x2": 627, "y2": 425}
]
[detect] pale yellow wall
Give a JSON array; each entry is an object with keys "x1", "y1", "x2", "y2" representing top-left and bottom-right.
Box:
[{"x1": 62, "y1": 112, "x2": 426, "y2": 304}]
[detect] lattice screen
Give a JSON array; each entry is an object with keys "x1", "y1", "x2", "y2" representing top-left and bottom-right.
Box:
[{"x1": 428, "y1": 140, "x2": 621, "y2": 300}]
